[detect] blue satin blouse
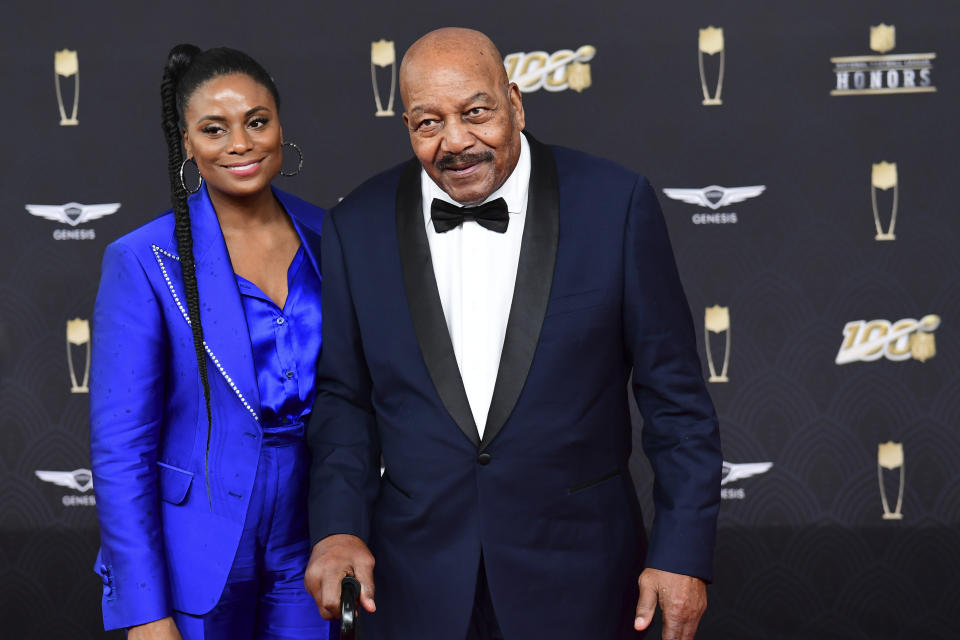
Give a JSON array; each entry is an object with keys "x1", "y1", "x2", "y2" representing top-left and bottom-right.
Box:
[{"x1": 236, "y1": 245, "x2": 322, "y2": 435}]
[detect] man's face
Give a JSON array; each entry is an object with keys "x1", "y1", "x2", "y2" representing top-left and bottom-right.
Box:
[{"x1": 402, "y1": 60, "x2": 525, "y2": 205}]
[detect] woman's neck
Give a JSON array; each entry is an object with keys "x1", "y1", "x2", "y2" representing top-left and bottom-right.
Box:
[{"x1": 207, "y1": 185, "x2": 285, "y2": 232}]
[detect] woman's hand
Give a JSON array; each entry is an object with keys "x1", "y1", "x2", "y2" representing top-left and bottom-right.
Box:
[{"x1": 127, "y1": 617, "x2": 183, "y2": 640}]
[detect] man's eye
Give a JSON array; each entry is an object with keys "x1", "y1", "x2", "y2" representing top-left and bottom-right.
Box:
[
  {"x1": 468, "y1": 107, "x2": 485, "y2": 116},
  {"x1": 418, "y1": 119, "x2": 438, "y2": 130}
]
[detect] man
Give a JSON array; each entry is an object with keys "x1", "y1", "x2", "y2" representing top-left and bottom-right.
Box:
[{"x1": 305, "y1": 28, "x2": 722, "y2": 640}]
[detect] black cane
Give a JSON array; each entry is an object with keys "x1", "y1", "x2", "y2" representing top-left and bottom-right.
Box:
[{"x1": 340, "y1": 575, "x2": 362, "y2": 639}]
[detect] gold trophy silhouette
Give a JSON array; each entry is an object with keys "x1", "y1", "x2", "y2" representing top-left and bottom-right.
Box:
[
  {"x1": 698, "y1": 27, "x2": 724, "y2": 106},
  {"x1": 55, "y1": 49, "x2": 79, "y2": 126},
  {"x1": 66, "y1": 318, "x2": 90, "y2": 393},
  {"x1": 705, "y1": 305, "x2": 730, "y2": 382},
  {"x1": 371, "y1": 40, "x2": 396, "y2": 117},
  {"x1": 877, "y1": 441, "x2": 904, "y2": 520},
  {"x1": 871, "y1": 162, "x2": 898, "y2": 241}
]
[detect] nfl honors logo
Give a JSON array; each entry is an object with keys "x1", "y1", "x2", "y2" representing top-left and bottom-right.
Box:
[{"x1": 831, "y1": 25, "x2": 936, "y2": 96}]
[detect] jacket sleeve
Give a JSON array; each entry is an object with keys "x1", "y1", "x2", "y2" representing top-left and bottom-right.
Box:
[
  {"x1": 306, "y1": 211, "x2": 381, "y2": 546},
  {"x1": 89, "y1": 240, "x2": 171, "y2": 630},
  {"x1": 622, "y1": 175, "x2": 723, "y2": 582}
]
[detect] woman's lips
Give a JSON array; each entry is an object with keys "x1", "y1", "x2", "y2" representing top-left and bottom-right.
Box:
[{"x1": 223, "y1": 159, "x2": 263, "y2": 177}]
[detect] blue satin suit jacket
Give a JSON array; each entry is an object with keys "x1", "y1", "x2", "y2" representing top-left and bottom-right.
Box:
[
  {"x1": 90, "y1": 186, "x2": 324, "y2": 630},
  {"x1": 307, "y1": 135, "x2": 722, "y2": 639}
]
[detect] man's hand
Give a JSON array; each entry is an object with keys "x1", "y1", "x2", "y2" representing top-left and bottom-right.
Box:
[
  {"x1": 127, "y1": 617, "x2": 182, "y2": 640},
  {"x1": 634, "y1": 568, "x2": 707, "y2": 640},
  {"x1": 305, "y1": 534, "x2": 377, "y2": 620}
]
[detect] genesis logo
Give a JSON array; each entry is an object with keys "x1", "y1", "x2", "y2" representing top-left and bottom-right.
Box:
[
  {"x1": 662, "y1": 185, "x2": 765, "y2": 224},
  {"x1": 35, "y1": 468, "x2": 96, "y2": 507},
  {"x1": 721, "y1": 460, "x2": 773, "y2": 500},
  {"x1": 25, "y1": 202, "x2": 120, "y2": 240}
]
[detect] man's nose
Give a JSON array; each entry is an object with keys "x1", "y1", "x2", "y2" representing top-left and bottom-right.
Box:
[{"x1": 440, "y1": 118, "x2": 474, "y2": 155}]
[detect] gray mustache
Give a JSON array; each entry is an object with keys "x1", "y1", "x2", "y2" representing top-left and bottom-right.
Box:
[{"x1": 435, "y1": 151, "x2": 494, "y2": 170}]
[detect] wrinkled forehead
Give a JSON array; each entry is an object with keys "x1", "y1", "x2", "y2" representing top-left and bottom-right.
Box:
[{"x1": 402, "y1": 57, "x2": 506, "y2": 112}]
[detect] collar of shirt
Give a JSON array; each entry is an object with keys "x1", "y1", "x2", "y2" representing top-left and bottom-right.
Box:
[
  {"x1": 235, "y1": 245, "x2": 306, "y2": 305},
  {"x1": 421, "y1": 132, "x2": 531, "y2": 229}
]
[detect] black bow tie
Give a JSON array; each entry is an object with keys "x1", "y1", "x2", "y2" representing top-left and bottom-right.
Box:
[{"x1": 430, "y1": 197, "x2": 510, "y2": 234}]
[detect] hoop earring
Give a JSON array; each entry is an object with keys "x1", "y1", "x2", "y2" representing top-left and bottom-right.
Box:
[
  {"x1": 280, "y1": 141, "x2": 303, "y2": 177},
  {"x1": 179, "y1": 157, "x2": 202, "y2": 194}
]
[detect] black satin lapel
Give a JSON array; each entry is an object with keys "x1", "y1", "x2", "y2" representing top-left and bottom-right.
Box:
[
  {"x1": 395, "y1": 159, "x2": 481, "y2": 448},
  {"x1": 481, "y1": 135, "x2": 560, "y2": 450}
]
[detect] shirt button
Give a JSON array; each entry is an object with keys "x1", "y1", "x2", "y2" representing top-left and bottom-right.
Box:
[
  {"x1": 477, "y1": 453, "x2": 492, "y2": 465},
  {"x1": 276, "y1": 317, "x2": 285, "y2": 325},
  {"x1": 285, "y1": 371, "x2": 294, "y2": 379}
]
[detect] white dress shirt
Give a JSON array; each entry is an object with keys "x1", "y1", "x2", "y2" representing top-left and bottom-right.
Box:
[{"x1": 420, "y1": 134, "x2": 531, "y2": 437}]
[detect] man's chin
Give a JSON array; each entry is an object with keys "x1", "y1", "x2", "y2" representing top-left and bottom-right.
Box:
[
  {"x1": 433, "y1": 168, "x2": 497, "y2": 205},
  {"x1": 440, "y1": 182, "x2": 494, "y2": 206}
]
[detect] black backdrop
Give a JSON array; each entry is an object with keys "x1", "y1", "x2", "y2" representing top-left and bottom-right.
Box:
[{"x1": 2, "y1": 1, "x2": 958, "y2": 638}]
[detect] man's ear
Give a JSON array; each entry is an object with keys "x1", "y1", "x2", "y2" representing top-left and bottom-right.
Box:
[{"x1": 508, "y1": 82, "x2": 525, "y2": 130}]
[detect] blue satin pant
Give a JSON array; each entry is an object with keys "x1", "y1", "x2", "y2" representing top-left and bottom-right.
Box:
[{"x1": 172, "y1": 432, "x2": 329, "y2": 639}]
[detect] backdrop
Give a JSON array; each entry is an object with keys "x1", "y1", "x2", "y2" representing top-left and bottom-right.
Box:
[{"x1": 2, "y1": 1, "x2": 958, "y2": 638}]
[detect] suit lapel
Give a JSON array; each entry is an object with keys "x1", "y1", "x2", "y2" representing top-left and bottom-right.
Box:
[
  {"x1": 481, "y1": 135, "x2": 559, "y2": 449},
  {"x1": 395, "y1": 159, "x2": 481, "y2": 448},
  {"x1": 276, "y1": 187, "x2": 323, "y2": 278},
  {"x1": 183, "y1": 186, "x2": 261, "y2": 423}
]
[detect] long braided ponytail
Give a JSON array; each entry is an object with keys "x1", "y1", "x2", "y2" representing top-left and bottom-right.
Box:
[
  {"x1": 159, "y1": 44, "x2": 282, "y2": 507},
  {"x1": 160, "y1": 44, "x2": 214, "y2": 504}
]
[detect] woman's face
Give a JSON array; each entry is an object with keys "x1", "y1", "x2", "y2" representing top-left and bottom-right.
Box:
[{"x1": 182, "y1": 73, "x2": 282, "y2": 199}]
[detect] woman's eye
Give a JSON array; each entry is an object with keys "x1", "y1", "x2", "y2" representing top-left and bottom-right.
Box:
[
  {"x1": 202, "y1": 125, "x2": 224, "y2": 135},
  {"x1": 249, "y1": 117, "x2": 269, "y2": 129}
]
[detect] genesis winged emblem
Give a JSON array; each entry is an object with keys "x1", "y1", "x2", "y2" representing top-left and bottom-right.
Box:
[
  {"x1": 35, "y1": 468, "x2": 94, "y2": 492},
  {"x1": 25, "y1": 202, "x2": 120, "y2": 226},
  {"x1": 721, "y1": 461, "x2": 773, "y2": 485},
  {"x1": 663, "y1": 185, "x2": 765, "y2": 210}
]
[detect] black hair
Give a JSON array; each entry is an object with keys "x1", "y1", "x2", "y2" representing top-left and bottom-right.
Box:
[{"x1": 159, "y1": 44, "x2": 281, "y2": 504}]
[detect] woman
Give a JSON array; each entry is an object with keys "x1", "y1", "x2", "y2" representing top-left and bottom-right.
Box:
[{"x1": 90, "y1": 45, "x2": 329, "y2": 639}]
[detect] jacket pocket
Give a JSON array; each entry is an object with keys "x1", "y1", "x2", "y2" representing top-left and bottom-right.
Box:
[
  {"x1": 156, "y1": 461, "x2": 194, "y2": 505},
  {"x1": 568, "y1": 467, "x2": 621, "y2": 494},
  {"x1": 545, "y1": 289, "x2": 609, "y2": 318}
]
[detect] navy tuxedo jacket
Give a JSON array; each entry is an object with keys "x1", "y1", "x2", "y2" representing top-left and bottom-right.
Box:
[{"x1": 307, "y1": 136, "x2": 721, "y2": 639}]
